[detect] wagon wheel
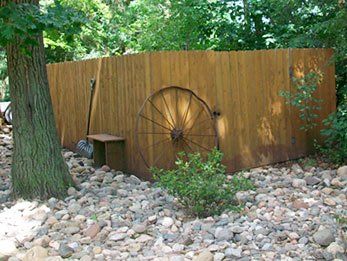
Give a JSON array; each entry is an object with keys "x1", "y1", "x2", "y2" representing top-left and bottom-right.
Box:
[{"x1": 135, "y1": 86, "x2": 218, "y2": 169}]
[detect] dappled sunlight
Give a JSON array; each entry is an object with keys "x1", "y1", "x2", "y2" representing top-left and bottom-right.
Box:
[
  {"x1": 216, "y1": 116, "x2": 226, "y2": 141},
  {"x1": 271, "y1": 101, "x2": 282, "y2": 116},
  {"x1": 0, "y1": 200, "x2": 50, "y2": 255},
  {"x1": 257, "y1": 117, "x2": 275, "y2": 145}
]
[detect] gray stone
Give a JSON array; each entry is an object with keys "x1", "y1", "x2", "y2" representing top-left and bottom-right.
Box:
[
  {"x1": 132, "y1": 223, "x2": 147, "y2": 233},
  {"x1": 255, "y1": 228, "x2": 270, "y2": 236},
  {"x1": 117, "y1": 189, "x2": 128, "y2": 197},
  {"x1": 304, "y1": 176, "x2": 321, "y2": 186},
  {"x1": 292, "y1": 164, "x2": 303, "y2": 174},
  {"x1": 321, "y1": 170, "x2": 332, "y2": 180},
  {"x1": 298, "y1": 237, "x2": 309, "y2": 245},
  {"x1": 48, "y1": 197, "x2": 58, "y2": 209},
  {"x1": 214, "y1": 253, "x2": 225, "y2": 261},
  {"x1": 214, "y1": 227, "x2": 233, "y2": 241},
  {"x1": 225, "y1": 248, "x2": 242, "y2": 258},
  {"x1": 261, "y1": 243, "x2": 272, "y2": 251},
  {"x1": 80, "y1": 255, "x2": 93, "y2": 261},
  {"x1": 313, "y1": 229, "x2": 335, "y2": 246},
  {"x1": 64, "y1": 226, "x2": 80, "y2": 234},
  {"x1": 68, "y1": 203, "x2": 81, "y2": 214},
  {"x1": 292, "y1": 179, "x2": 306, "y2": 188},
  {"x1": 109, "y1": 233, "x2": 127, "y2": 241},
  {"x1": 170, "y1": 256, "x2": 185, "y2": 261},
  {"x1": 67, "y1": 187, "x2": 77, "y2": 196},
  {"x1": 230, "y1": 226, "x2": 244, "y2": 234},
  {"x1": 58, "y1": 244, "x2": 74, "y2": 258},
  {"x1": 129, "y1": 175, "x2": 142, "y2": 184}
]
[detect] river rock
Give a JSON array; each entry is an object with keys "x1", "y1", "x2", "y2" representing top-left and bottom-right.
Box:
[
  {"x1": 337, "y1": 166, "x2": 347, "y2": 180},
  {"x1": 192, "y1": 251, "x2": 214, "y2": 261},
  {"x1": 304, "y1": 176, "x2": 321, "y2": 186},
  {"x1": 292, "y1": 179, "x2": 306, "y2": 188},
  {"x1": 84, "y1": 223, "x2": 100, "y2": 238},
  {"x1": 162, "y1": 217, "x2": 174, "y2": 227},
  {"x1": 326, "y1": 242, "x2": 344, "y2": 255},
  {"x1": 23, "y1": 246, "x2": 48, "y2": 261},
  {"x1": 0, "y1": 240, "x2": 18, "y2": 258},
  {"x1": 313, "y1": 229, "x2": 335, "y2": 246},
  {"x1": 58, "y1": 244, "x2": 74, "y2": 258}
]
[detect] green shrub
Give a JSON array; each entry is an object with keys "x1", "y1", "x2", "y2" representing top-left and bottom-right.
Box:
[
  {"x1": 319, "y1": 104, "x2": 347, "y2": 164},
  {"x1": 151, "y1": 148, "x2": 254, "y2": 217},
  {"x1": 279, "y1": 71, "x2": 323, "y2": 131}
]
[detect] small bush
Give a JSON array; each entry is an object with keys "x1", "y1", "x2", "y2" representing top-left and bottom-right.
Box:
[
  {"x1": 279, "y1": 71, "x2": 323, "y2": 131},
  {"x1": 318, "y1": 104, "x2": 347, "y2": 164},
  {"x1": 151, "y1": 148, "x2": 253, "y2": 217}
]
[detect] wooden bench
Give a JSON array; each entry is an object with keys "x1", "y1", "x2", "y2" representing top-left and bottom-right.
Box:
[{"x1": 87, "y1": 134, "x2": 125, "y2": 171}]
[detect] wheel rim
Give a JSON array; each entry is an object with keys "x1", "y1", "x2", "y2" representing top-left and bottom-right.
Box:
[{"x1": 135, "y1": 86, "x2": 218, "y2": 169}]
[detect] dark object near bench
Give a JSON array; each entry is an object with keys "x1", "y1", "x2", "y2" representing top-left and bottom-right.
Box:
[{"x1": 87, "y1": 134, "x2": 125, "y2": 171}]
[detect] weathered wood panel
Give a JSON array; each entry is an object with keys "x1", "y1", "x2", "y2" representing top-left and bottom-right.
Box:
[{"x1": 47, "y1": 49, "x2": 336, "y2": 179}]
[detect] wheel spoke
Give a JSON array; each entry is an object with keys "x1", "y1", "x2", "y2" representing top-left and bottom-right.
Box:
[
  {"x1": 142, "y1": 137, "x2": 171, "y2": 150},
  {"x1": 176, "y1": 88, "x2": 179, "y2": 124},
  {"x1": 152, "y1": 142, "x2": 171, "y2": 166},
  {"x1": 140, "y1": 114, "x2": 172, "y2": 131},
  {"x1": 183, "y1": 107, "x2": 204, "y2": 131},
  {"x1": 180, "y1": 92, "x2": 193, "y2": 129},
  {"x1": 185, "y1": 117, "x2": 213, "y2": 135},
  {"x1": 160, "y1": 91, "x2": 176, "y2": 127},
  {"x1": 185, "y1": 133, "x2": 215, "y2": 137},
  {"x1": 183, "y1": 137, "x2": 211, "y2": 152},
  {"x1": 148, "y1": 98, "x2": 175, "y2": 129},
  {"x1": 138, "y1": 131, "x2": 170, "y2": 135},
  {"x1": 181, "y1": 138, "x2": 194, "y2": 153}
]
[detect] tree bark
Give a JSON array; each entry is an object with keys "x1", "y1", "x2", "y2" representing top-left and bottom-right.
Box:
[{"x1": 5, "y1": 0, "x2": 74, "y2": 199}]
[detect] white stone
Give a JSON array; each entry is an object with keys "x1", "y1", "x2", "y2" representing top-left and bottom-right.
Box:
[
  {"x1": 0, "y1": 240, "x2": 17, "y2": 257},
  {"x1": 214, "y1": 253, "x2": 225, "y2": 261},
  {"x1": 109, "y1": 233, "x2": 127, "y2": 241},
  {"x1": 162, "y1": 217, "x2": 174, "y2": 227}
]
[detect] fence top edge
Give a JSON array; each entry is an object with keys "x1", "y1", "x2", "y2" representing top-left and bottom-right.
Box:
[{"x1": 46, "y1": 48, "x2": 334, "y2": 67}]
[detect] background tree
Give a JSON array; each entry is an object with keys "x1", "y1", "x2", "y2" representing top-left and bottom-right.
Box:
[{"x1": 0, "y1": 0, "x2": 85, "y2": 198}]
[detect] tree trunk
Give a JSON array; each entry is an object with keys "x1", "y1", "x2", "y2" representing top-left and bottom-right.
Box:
[{"x1": 5, "y1": 1, "x2": 74, "y2": 199}]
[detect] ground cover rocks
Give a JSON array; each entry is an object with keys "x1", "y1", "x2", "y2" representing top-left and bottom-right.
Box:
[{"x1": 0, "y1": 126, "x2": 346, "y2": 260}]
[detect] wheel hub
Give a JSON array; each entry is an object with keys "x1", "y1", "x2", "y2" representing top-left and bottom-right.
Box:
[{"x1": 170, "y1": 128, "x2": 184, "y2": 142}]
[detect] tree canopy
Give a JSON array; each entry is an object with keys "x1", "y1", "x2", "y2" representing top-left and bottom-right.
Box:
[{"x1": 1, "y1": 0, "x2": 345, "y2": 104}]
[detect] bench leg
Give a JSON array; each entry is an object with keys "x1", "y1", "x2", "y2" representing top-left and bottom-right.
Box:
[{"x1": 93, "y1": 140, "x2": 106, "y2": 167}]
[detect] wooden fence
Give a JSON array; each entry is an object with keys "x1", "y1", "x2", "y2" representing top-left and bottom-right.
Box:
[{"x1": 47, "y1": 49, "x2": 335, "y2": 179}]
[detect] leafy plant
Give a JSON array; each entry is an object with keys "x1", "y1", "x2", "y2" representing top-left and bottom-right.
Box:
[
  {"x1": 335, "y1": 213, "x2": 347, "y2": 225},
  {"x1": 299, "y1": 157, "x2": 317, "y2": 169},
  {"x1": 90, "y1": 213, "x2": 98, "y2": 222},
  {"x1": 318, "y1": 104, "x2": 347, "y2": 164},
  {"x1": 151, "y1": 148, "x2": 253, "y2": 217},
  {"x1": 279, "y1": 71, "x2": 323, "y2": 131}
]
